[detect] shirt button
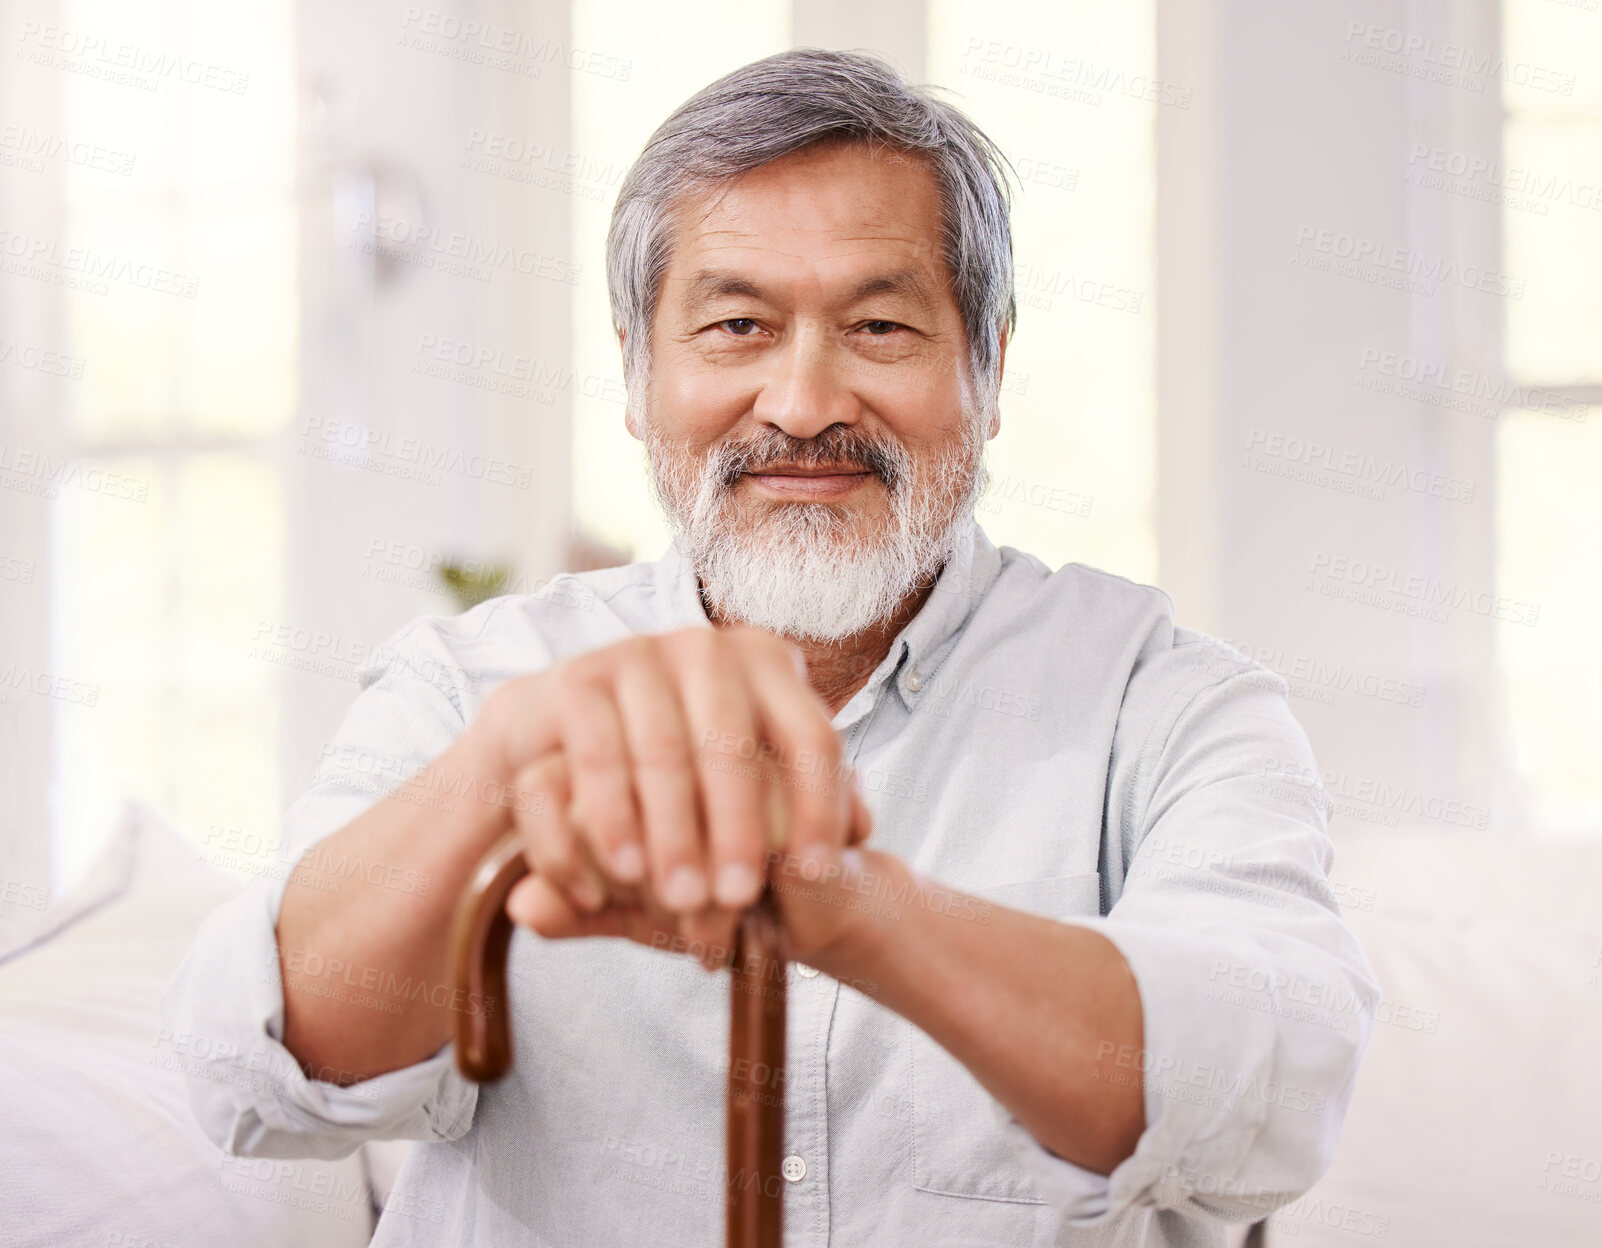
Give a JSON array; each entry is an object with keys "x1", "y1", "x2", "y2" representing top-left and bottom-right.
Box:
[
  {"x1": 796, "y1": 964, "x2": 820, "y2": 979},
  {"x1": 781, "y1": 1155, "x2": 808, "y2": 1183},
  {"x1": 906, "y1": 669, "x2": 924, "y2": 692}
]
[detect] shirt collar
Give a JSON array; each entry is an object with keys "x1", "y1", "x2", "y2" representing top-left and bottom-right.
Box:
[
  {"x1": 652, "y1": 521, "x2": 1003, "y2": 724},
  {"x1": 655, "y1": 538, "x2": 715, "y2": 630}
]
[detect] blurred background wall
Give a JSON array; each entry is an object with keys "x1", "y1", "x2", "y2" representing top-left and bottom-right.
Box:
[{"x1": 0, "y1": 0, "x2": 1597, "y2": 914}]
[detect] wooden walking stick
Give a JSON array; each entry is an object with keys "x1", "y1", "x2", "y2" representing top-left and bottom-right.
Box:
[
  {"x1": 725, "y1": 889, "x2": 786, "y2": 1247},
  {"x1": 449, "y1": 832, "x2": 788, "y2": 1248}
]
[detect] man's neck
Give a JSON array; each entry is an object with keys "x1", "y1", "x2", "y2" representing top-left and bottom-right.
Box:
[{"x1": 704, "y1": 575, "x2": 941, "y2": 717}]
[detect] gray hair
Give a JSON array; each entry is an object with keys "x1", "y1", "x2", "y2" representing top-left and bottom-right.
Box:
[{"x1": 605, "y1": 48, "x2": 1017, "y2": 411}]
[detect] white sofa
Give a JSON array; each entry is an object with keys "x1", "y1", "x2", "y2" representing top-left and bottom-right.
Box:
[
  {"x1": 1264, "y1": 824, "x2": 1602, "y2": 1247},
  {"x1": 5, "y1": 807, "x2": 1598, "y2": 1245},
  {"x1": 0, "y1": 806, "x2": 377, "y2": 1248}
]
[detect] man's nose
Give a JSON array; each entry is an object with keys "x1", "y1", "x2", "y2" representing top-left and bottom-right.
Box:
[{"x1": 750, "y1": 333, "x2": 861, "y2": 440}]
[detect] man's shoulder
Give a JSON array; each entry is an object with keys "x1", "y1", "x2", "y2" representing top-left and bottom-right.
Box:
[
  {"x1": 983, "y1": 544, "x2": 1282, "y2": 708},
  {"x1": 995, "y1": 546, "x2": 1173, "y2": 614},
  {"x1": 369, "y1": 555, "x2": 687, "y2": 690},
  {"x1": 982, "y1": 545, "x2": 1176, "y2": 659}
]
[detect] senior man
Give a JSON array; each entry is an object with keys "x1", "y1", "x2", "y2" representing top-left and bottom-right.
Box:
[{"x1": 167, "y1": 49, "x2": 1377, "y2": 1248}]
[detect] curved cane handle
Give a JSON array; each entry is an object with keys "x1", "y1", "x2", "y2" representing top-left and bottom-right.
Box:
[
  {"x1": 448, "y1": 831, "x2": 530, "y2": 1081},
  {"x1": 448, "y1": 829, "x2": 789, "y2": 1248}
]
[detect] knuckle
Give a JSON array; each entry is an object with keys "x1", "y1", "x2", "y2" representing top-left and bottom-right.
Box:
[
  {"x1": 531, "y1": 834, "x2": 580, "y2": 882},
  {"x1": 573, "y1": 776, "x2": 629, "y2": 823},
  {"x1": 567, "y1": 734, "x2": 620, "y2": 772},
  {"x1": 611, "y1": 633, "x2": 657, "y2": 668},
  {"x1": 481, "y1": 674, "x2": 532, "y2": 736},
  {"x1": 634, "y1": 732, "x2": 689, "y2": 771},
  {"x1": 518, "y1": 754, "x2": 563, "y2": 789},
  {"x1": 550, "y1": 663, "x2": 594, "y2": 706}
]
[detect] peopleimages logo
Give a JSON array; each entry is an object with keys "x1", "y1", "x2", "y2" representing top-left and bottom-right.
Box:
[
  {"x1": 1407, "y1": 144, "x2": 1602, "y2": 216},
  {"x1": 15, "y1": 21, "x2": 251, "y2": 94},
  {"x1": 350, "y1": 212, "x2": 581, "y2": 287},
  {"x1": 398, "y1": 7, "x2": 632, "y2": 81},
  {"x1": 0, "y1": 336, "x2": 86, "y2": 379},
  {"x1": 461, "y1": 130, "x2": 624, "y2": 199},
  {"x1": 1306, "y1": 551, "x2": 1539, "y2": 627},
  {"x1": 0, "y1": 123, "x2": 137, "y2": 176},
  {"x1": 0, "y1": 226, "x2": 199, "y2": 298},
  {"x1": 0, "y1": 444, "x2": 149, "y2": 503},
  {"x1": 1207, "y1": 636, "x2": 1428, "y2": 710},
  {"x1": 1341, "y1": 22, "x2": 1576, "y2": 96},
  {"x1": 1293, "y1": 225, "x2": 1525, "y2": 299},
  {"x1": 1355, "y1": 348, "x2": 1589, "y2": 422},
  {"x1": 1243, "y1": 427, "x2": 1476, "y2": 504},
  {"x1": 297, "y1": 414, "x2": 535, "y2": 490},
  {"x1": 959, "y1": 37, "x2": 1193, "y2": 109},
  {"x1": 1261, "y1": 759, "x2": 1490, "y2": 830}
]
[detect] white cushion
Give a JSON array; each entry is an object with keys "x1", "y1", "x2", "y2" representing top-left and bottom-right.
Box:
[
  {"x1": 0, "y1": 804, "x2": 375, "y2": 1248},
  {"x1": 1269, "y1": 826, "x2": 1602, "y2": 1246}
]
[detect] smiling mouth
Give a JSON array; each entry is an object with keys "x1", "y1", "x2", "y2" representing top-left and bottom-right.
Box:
[{"x1": 741, "y1": 463, "x2": 878, "y2": 499}]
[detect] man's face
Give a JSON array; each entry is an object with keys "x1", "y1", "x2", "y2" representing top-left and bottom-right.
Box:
[{"x1": 635, "y1": 141, "x2": 1000, "y2": 641}]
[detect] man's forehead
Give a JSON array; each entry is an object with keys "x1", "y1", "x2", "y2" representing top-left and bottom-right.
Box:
[
  {"x1": 661, "y1": 144, "x2": 948, "y2": 300},
  {"x1": 676, "y1": 261, "x2": 943, "y2": 314}
]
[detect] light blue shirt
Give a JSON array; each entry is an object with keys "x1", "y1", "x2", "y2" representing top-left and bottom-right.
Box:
[{"x1": 164, "y1": 524, "x2": 1378, "y2": 1247}]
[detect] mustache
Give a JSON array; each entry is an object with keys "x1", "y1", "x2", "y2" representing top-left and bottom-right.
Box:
[{"x1": 708, "y1": 425, "x2": 910, "y2": 494}]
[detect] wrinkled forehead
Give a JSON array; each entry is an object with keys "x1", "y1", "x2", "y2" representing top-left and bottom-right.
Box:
[{"x1": 660, "y1": 142, "x2": 955, "y2": 312}]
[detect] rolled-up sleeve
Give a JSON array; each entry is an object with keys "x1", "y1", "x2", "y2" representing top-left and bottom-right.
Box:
[
  {"x1": 1004, "y1": 647, "x2": 1380, "y2": 1228},
  {"x1": 161, "y1": 877, "x2": 479, "y2": 1159},
  {"x1": 161, "y1": 613, "x2": 494, "y2": 1160}
]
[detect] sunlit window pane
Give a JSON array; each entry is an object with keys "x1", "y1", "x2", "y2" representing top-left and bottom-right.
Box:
[
  {"x1": 1495, "y1": 410, "x2": 1602, "y2": 836},
  {"x1": 64, "y1": 264, "x2": 181, "y2": 442},
  {"x1": 1501, "y1": 0, "x2": 1602, "y2": 120},
  {"x1": 570, "y1": 0, "x2": 791, "y2": 561},
  {"x1": 1502, "y1": 120, "x2": 1602, "y2": 386},
  {"x1": 928, "y1": 0, "x2": 1157, "y2": 581},
  {"x1": 175, "y1": 207, "x2": 297, "y2": 436},
  {"x1": 1498, "y1": 0, "x2": 1602, "y2": 837},
  {"x1": 58, "y1": 0, "x2": 298, "y2": 443},
  {"x1": 52, "y1": 454, "x2": 284, "y2": 881},
  {"x1": 48, "y1": 0, "x2": 295, "y2": 886}
]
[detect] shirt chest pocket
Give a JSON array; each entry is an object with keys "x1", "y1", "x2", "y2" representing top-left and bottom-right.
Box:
[{"x1": 905, "y1": 872, "x2": 1103, "y2": 1204}]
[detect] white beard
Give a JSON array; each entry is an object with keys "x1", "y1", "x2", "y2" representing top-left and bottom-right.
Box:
[{"x1": 645, "y1": 419, "x2": 987, "y2": 643}]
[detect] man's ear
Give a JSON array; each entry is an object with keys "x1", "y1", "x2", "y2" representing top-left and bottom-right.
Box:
[
  {"x1": 988, "y1": 324, "x2": 1010, "y2": 440},
  {"x1": 619, "y1": 326, "x2": 642, "y2": 440}
]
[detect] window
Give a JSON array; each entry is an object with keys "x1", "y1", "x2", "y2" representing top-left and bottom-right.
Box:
[
  {"x1": 1495, "y1": 1, "x2": 1602, "y2": 836},
  {"x1": 45, "y1": 0, "x2": 296, "y2": 885},
  {"x1": 928, "y1": 0, "x2": 1157, "y2": 581}
]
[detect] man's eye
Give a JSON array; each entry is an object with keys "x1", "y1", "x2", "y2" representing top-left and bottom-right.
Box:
[
  {"x1": 861, "y1": 320, "x2": 901, "y2": 336},
  {"x1": 720, "y1": 318, "x2": 760, "y2": 336}
]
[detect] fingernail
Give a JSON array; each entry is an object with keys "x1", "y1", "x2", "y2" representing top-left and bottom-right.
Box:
[
  {"x1": 715, "y1": 862, "x2": 760, "y2": 907},
  {"x1": 612, "y1": 843, "x2": 645, "y2": 882},
  {"x1": 662, "y1": 865, "x2": 707, "y2": 911}
]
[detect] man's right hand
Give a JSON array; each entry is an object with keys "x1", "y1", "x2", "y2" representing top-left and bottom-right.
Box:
[
  {"x1": 470, "y1": 625, "x2": 870, "y2": 963},
  {"x1": 277, "y1": 623, "x2": 866, "y2": 1083}
]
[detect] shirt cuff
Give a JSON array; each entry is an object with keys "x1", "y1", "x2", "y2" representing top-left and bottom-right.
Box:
[
  {"x1": 994, "y1": 1102, "x2": 1112, "y2": 1219},
  {"x1": 998, "y1": 917, "x2": 1279, "y2": 1226},
  {"x1": 161, "y1": 877, "x2": 479, "y2": 1160}
]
